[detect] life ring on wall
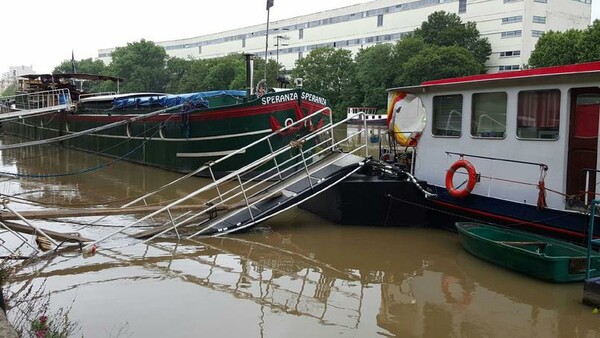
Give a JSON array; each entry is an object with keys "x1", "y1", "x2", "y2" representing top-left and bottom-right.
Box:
[{"x1": 445, "y1": 159, "x2": 477, "y2": 199}]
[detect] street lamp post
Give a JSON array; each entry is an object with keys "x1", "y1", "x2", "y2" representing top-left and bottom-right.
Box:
[{"x1": 274, "y1": 34, "x2": 289, "y2": 75}]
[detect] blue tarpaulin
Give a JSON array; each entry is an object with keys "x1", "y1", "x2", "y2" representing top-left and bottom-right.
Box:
[{"x1": 112, "y1": 90, "x2": 246, "y2": 110}]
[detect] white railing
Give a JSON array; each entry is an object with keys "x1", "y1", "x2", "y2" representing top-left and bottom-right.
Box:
[
  {"x1": 0, "y1": 88, "x2": 73, "y2": 117},
  {"x1": 82, "y1": 108, "x2": 370, "y2": 250}
]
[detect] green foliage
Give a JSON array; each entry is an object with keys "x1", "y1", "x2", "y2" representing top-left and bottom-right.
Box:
[
  {"x1": 529, "y1": 20, "x2": 600, "y2": 68},
  {"x1": 253, "y1": 57, "x2": 282, "y2": 89},
  {"x1": 164, "y1": 57, "x2": 193, "y2": 93},
  {"x1": 400, "y1": 46, "x2": 483, "y2": 86},
  {"x1": 53, "y1": 57, "x2": 107, "y2": 75},
  {"x1": 529, "y1": 30, "x2": 584, "y2": 67},
  {"x1": 109, "y1": 39, "x2": 169, "y2": 93},
  {"x1": 577, "y1": 20, "x2": 600, "y2": 63},
  {"x1": 414, "y1": 11, "x2": 490, "y2": 70},
  {"x1": 167, "y1": 54, "x2": 276, "y2": 93},
  {"x1": 354, "y1": 44, "x2": 396, "y2": 109},
  {"x1": 31, "y1": 312, "x2": 78, "y2": 338},
  {"x1": 52, "y1": 58, "x2": 118, "y2": 94},
  {"x1": 292, "y1": 47, "x2": 360, "y2": 121},
  {"x1": 1, "y1": 82, "x2": 18, "y2": 96}
]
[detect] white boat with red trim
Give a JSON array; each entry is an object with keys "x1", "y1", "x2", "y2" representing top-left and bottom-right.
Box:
[{"x1": 386, "y1": 61, "x2": 600, "y2": 241}]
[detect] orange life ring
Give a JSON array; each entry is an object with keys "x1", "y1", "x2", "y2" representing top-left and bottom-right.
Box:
[{"x1": 445, "y1": 159, "x2": 477, "y2": 198}]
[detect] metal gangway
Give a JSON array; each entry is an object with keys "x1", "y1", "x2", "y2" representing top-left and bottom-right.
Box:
[
  {"x1": 0, "y1": 88, "x2": 74, "y2": 120},
  {"x1": 80, "y1": 108, "x2": 372, "y2": 251}
]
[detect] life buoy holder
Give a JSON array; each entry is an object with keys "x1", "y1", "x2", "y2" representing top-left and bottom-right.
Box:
[{"x1": 445, "y1": 159, "x2": 477, "y2": 199}]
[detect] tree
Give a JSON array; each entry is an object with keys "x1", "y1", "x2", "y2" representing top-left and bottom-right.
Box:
[
  {"x1": 165, "y1": 57, "x2": 193, "y2": 93},
  {"x1": 1, "y1": 82, "x2": 17, "y2": 96},
  {"x1": 354, "y1": 44, "x2": 396, "y2": 109},
  {"x1": 108, "y1": 39, "x2": 169, "y2": 93},
  {"x1": 414, "y1": 11, "x2": 491, "y2": 71},
  {"x1": 400, "y1": 46, "x2": 483, "y2": 86},
  {"x1": 578, "y1": 20, "x2": 600, "y2": 63},
  {"x1": 391, "y1": 36, "x2": 427, "y2": 85},
  {"x1": 52, "y1": 58, "x2": 116, "y2": 94},
  {"x1": 292, "y1": 47, "x2": 360, "y2": 120},
  {"x1": 53, "y1": 58, "x2": 108, "y2": 75},
  {"x1": 528, "y1": 29, "x2": 584, "y2": 67}
]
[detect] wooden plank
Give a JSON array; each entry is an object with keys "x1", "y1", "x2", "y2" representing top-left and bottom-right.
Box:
[
  {"x1": 498, "y1": 241, "x2": 548, "y2": 246},
  {"x1": 0, "y1": 203, "x2": 219, "y2": 220},
  {"x1": 0, "y1": 220, "x2": 93, "y2": 243}
]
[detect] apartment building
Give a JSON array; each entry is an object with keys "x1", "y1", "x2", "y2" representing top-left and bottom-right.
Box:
[{"x1": 97, "y1": 0, "x2": 592, "y2": 73}]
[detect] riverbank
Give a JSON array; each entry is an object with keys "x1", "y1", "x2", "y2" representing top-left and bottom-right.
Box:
[{"x1": 0, "y1": 311, "x2": 17, "y2": 338}]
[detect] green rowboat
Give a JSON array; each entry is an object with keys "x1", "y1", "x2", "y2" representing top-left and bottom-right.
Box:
[{"x1": 456, "y1": 222, "x2": 600, "y2": 283}]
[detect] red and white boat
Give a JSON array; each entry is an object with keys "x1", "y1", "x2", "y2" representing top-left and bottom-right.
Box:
[{"x1": 387, "y1": 62, "x2": 600, "y2": 241}]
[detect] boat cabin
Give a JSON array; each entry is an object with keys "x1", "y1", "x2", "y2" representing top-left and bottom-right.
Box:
[{"x1": 388, "y1": 62, "x2": 600, "y2": 216}]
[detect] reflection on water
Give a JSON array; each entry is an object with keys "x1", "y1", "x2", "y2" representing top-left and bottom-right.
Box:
[{"x1": 2, "y1": 134, "x2": 599, "y2": 338}]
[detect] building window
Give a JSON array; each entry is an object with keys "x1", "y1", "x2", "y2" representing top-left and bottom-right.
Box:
[
  {"x1": 503, "y1": 0, "x2": 522, "y2": 2},
  {"x1": 500, "y1": 50, "x2": 521, "y2": 57},
  {"x1": 534, "y1": 0, "x2": 547, "y2": 3},
  {"x1": 198, "y1": 46, "x2": 202, "y2": 54},
  {"x1": 533, "y1": 16, "x2": 546, "y2": 24},
  {"x1": 299, "y1": 28, "x2": 304, "y2": 40},
  {"x1": 499, "y1": 65, "x2": 520, "y2": 71},
  {"x1": 471, "y1": 92, "x2": 507, "y2": 138},
  {"x1": 517, "y1": 90, "x2": 560, "y2": 140},
  {"x1": 502, "y1": 16, "x2": 523, "y2": 24},
  {"x1": 501, "y1": 30, "x2": 522, "y2": 38},
  {"x1": 458, "y1": 0, "x2": 467, "y2": 13},
  {"x1": 532, "y1": 30, "x2": 544, "y2": 37},
  {"x1": 377, "y1": 14, "x2": 384, "y2": 27},
  {"x1": 242, "y1": 38, "x2": 246, "y2": 48},
  {"x1": 433, "y1": 95, "x2": 463, "y2": 137}
]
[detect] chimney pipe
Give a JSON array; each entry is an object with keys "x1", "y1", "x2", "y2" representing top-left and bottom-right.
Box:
[{"x1": 244, "y1": 53, "x2": 255, "y2": 98}]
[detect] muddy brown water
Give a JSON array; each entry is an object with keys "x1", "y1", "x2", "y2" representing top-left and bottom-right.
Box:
[{"x1": 1, "y1": 131, "x2": 599, "y2": 338}]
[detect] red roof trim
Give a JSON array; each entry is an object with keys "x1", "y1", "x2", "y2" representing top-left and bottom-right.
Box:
[{"x1": 421, "y1": 61, "x2": 600, "y2": 87}]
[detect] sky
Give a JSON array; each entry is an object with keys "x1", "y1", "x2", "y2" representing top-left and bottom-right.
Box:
[{"x1": 1, "y1": 0, "x2": 599, "y2": 74}]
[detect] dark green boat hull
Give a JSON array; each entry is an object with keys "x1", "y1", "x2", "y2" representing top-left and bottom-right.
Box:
[
  {"x1": 456, "y1": 222, "x2": 600, "y2": 282},
  {"x1": 3, "y1": 89, "x2": 330, "y2": 176}
]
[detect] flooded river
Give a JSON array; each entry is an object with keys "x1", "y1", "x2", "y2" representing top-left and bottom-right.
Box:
[{"x1": 1, "y1": 128, "x2": 599, "y2": 338}]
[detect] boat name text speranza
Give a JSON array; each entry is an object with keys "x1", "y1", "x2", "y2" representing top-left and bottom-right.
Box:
[{"x1": 261, "y1": 92, "x2": 327, "y2": 106}]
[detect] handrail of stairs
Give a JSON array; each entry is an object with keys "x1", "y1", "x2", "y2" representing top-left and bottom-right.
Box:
[
  {"x1": 82, "y1": 108, "x2": 369, "y2": 250},
  {"x1": 587, "y1": 199, "x2": 600, "y2": 280}
]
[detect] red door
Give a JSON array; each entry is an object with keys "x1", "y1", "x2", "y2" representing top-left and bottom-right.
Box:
[{"x1": 566, "y1": 88, "x2": 600, "y2": 208}]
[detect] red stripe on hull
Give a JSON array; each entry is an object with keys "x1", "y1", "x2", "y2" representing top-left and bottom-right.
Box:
[
  {"x1": 63, "y1": 101, "x2": 325, "y2": 123},
  {"x1": 431, "y1": 199, "x2": 584, "y2": 239}
]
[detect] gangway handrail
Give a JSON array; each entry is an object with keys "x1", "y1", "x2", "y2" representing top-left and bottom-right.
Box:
[
  {"x1": 142, "y1": 124, "x2": 362, "y2": 241},
  {"x1": 118, "y1": 107, "x2": 334, "y2": 208},
  {"x1": 175, "y1": 127, "x2": 367, "y2": 240},
  {"x1": 586, "y1": 199, "x2": 600, "y2": 279},
  {"x1": 77, "y1": 106, "x2": 335, "y2": 231},
  {"x1": 83, "y1": 110, "x2": 369, "y2": 250}
]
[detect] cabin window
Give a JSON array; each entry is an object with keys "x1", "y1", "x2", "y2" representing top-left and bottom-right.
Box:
[
  {"x1": 432, "y1": 95, "x2": 463, "y2": 137},
  {"x1": 471, "y1": 92, "x2": 507, "y2": 138},
  {"x1": 517, "y1": 89, "x2": 560, "y2": 140}
]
